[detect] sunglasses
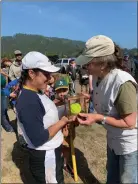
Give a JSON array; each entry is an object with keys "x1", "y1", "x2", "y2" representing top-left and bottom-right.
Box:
[
  {"x1": 39, "y1": 70, "x2": 51, "y2": 80},
  {"x1": 15, "y1": 54, "x2": 22, "y2": 57}
]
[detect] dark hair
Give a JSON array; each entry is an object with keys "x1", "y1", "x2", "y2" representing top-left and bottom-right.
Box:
[
  {"x1": 114, "y1": 43, "x2": 124, "y2": 69},
  {"x1": 18, "y1": 70, "x2": 30, "y2": 90},
  {"x1": 1, "y1": 58, "x2": 12, "y2": 68},
  {"x1": 69, "y1": 59, "x2": 75, "y2": 63},
  {"x1": 1, "y1": 62, "x2": 5, "y2": 69},
  {"x1": 93, "y1": 43, "x2": 124, "y2": 71},
  {"x1": 82, "y1": 65, "x2": 87, "y2": 69}
]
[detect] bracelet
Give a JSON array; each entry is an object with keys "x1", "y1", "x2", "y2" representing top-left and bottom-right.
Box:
[{"x1": 101, "y1": 116, "x2": 107, "y2": 125}]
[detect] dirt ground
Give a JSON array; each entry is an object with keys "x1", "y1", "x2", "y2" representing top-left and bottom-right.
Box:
[{"x1": 1, "y1": 81, "x2": 107, "y2": 184}]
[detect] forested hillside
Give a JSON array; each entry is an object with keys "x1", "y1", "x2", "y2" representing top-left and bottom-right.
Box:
[{"x1": 1, "y1": 33, "x2": 138, "y2": 59}]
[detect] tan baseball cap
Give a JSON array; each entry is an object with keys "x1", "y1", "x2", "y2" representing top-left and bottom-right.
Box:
[
  {"x1": 14, "y1": 50, "x2": 22, "y2": 55},
  {"x1": 75, "y1": 35, "x2": 115, "y2": 65}
]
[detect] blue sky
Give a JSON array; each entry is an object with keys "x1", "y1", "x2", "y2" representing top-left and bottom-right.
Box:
[{"x1": 1, "y1": 1, "x2": 137, "y2": 48}]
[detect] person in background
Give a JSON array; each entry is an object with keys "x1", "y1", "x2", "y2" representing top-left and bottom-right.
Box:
[
  {"x1": 123, "y1": 54, "x2": 136, "y2": 77},
  {"x1": 78, "y1": 65, "x2": 89, "y2": 93},
  {"x1": 9, "y1": 50, "x2": 22, "y2": 81},
  {"x1": 88, "y1": 75, "x2": 94, "y2": 113},
  {"x1": 1, "y1": 72, "x2": 14, "y2": 132},
  {"x1": 67, "y1": 59, "x2": 77, "y2": 94},
  {"x1": 1, "y1": 58, "x2": 12, "y2": 83},
  {"x1": 76, "y1": 35, "x2": 137, "y2": 184},
  {"x1": 54, "y1": 78, "x2": 77, "y2": 175},
  {"x1": 54, "y1": 77, "x2": 69, "y2": 106},
  {"x1": 16, "y1": 51, "x2": 75, "y2": 184},
  {"x1": 133, "y1": 55, "x2": 138, "y2": 83},
  {"x1": 123, "y1": 54, "x2": 130, "y2": 73},
  {"x1": 1, "y1": 58, "x2": 12, "y2": 74},
  {"x1": 0, "y1": 68, "x2": 9, "y2": 83},
  {"x1": 78, "y1": 66, "x2": 94, "y2": 112},
  {"x1": 4, "y1": 78, "x2": 19, "y2": 112},
  {"x1": 80, "y1": 73, "x2": 94, "y2": 113}
]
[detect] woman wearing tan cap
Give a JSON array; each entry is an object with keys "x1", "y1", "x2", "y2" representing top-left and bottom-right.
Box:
[{"x1": 75, "y1": 35, "x2": 137, "y2": 184}]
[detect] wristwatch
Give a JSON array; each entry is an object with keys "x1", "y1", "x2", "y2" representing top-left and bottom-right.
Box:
[{"x1": 101, "y1": 116, "x2": 107, "y2": 125}]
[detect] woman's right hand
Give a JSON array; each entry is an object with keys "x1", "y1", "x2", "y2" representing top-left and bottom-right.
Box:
[
  {"x1": 48, "y1": 116, "x2": 76, "y2": 138},
  {"x1": 61, "y1": 116, "x2": 77, "y2": 125},
  {"x1": 61, "y1": 116, "x2": 70, "y2": 124}
]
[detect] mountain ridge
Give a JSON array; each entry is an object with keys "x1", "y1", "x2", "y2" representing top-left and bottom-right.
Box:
[{"x1": 1, "y1": 33, "x2": 137, "y2": 58}]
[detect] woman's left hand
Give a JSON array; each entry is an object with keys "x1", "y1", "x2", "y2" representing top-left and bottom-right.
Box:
[{"x1": 77, "y1": 113, "x2": 101, "y2": 126}]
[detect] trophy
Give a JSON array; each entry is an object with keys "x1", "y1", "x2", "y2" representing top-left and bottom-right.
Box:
[{"x1": 65, "y1": 93, "x2": 88, "y2": 182}]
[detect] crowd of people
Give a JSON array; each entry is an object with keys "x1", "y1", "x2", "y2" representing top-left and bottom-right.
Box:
[{"x1": 1, "y1": 35, "x2": 138, "y2": 184}]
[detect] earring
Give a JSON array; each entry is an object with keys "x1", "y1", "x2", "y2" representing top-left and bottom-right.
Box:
[{"x1": 101, "y1": 68, "x2": 103, "y2": 73}]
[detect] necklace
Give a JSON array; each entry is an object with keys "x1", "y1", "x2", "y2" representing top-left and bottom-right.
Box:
[{"x1": 23, "y1": 85, "x2": 38, "y2": 92}]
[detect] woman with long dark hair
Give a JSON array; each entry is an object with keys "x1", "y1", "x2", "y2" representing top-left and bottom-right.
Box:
[{"x1": 16, "y1": 51, "x2": 74, "y2": 184}]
